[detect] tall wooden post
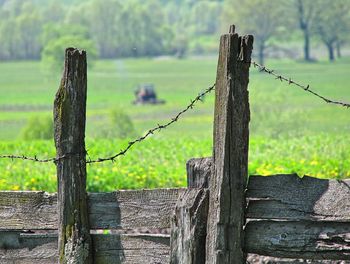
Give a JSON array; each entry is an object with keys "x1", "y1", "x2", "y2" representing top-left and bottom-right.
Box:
[
  {"x1": 54, "y1": 48, "x2": 92, "y2": 264},
  {"x1": 205, "y1": 25, "x2": 253, "y2": 264}
]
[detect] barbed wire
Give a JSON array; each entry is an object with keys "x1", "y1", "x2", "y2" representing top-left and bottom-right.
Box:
[
  {"x1": 0, "y1": 152, "x2": 86, "y2": 163},
  {"x1": 251, "y1": 61, "x2": 350, "y2": 108},
  {"x1": 0, "y1": 154, "x2": 56, "y2": 163},
  {"x1": 1, "y1": 61, "x2": 349, "y2": 165},
  {"x1": 0, "y1": 83, "x2": 216, "y2": 164},
  {"x1": 86, "y1": 83, "x2": 215, "y2": 163}
]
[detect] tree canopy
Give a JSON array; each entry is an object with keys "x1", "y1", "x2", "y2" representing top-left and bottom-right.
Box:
[{"x1": 0, "y1": 0, "x2": 349, "y2": 63}]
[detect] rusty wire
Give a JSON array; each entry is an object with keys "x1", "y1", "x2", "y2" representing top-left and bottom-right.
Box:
[
  {"x1": 0, "y1": 83, "x2": 216, "y2": 164},
  {"x1": 0, "y1": 154, "x2": 56, "y2": 163},
  {"x1": 1, "y1": 60, "x2": 349, "y2": 165},
  {"x1": 251, "y1": 61, "x2": 350, "y2": 108},
  {"x1": 86, "y1": 83, "x2": 216, "y2": 163},
  {"x1": 0, "y1": 152, "x2": 86, "y2": 163}
]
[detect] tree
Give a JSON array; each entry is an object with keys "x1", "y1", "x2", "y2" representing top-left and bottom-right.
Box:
[
  {"x1": 20, "y1": 115, "x2": 53, "y2": 140},
  {"x1": 191, "y1": 1, "x2": 223, "y2": 35},
  {"x1": 163, "y1": 1, "x2": 193, "y2": 57},
  {"x1": 41, "y1": 23, "x2": 90, "y2": 48},
  {"x1": 294, "y1": 0, "x2": 322, "y2": 61},
  {"x1": 88, "y1": 0, "x2": 121, "y2": 58},
  {"x1": 15, "y1": 6, "x2": 43, "y2": 59},
  {"x1": 115, "y1": 0, "x2": 173, "y2": 57},
  {"x1": 222, "y1": 0, "x2": 285, "y2": 65},
  {"x1": 316, "y1": 0, "x2": 350, "y2": 61},
  {"x1": 0, "y1": 1, "x2": 43, "y2": 60},
  {"x1": 41, "y1": 0, "x2": 66, "y2": 23},
  {"x1": 41, "y1": 35, "x2": 97, "y2": 75},
  {"x1": 0, "y1": 18, "x2": 20, "y2": 60}
]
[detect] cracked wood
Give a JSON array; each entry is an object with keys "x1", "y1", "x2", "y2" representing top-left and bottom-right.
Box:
[
  {"x1": 54, "y1": 48, "x2": 92, "y2": 263},
  {"x1": 246, "y1": 174, "x2": 350, "y2": 221},
  {"x1": 206, "y1": 25, "x2": 253, "y2": 264},
  {"x1": 245, "y1": 220, "x2": 350, "y2": 259},
  {"x1": 0, "y1": 232, "x2": 169, "y2": 263},
  {"x1": 0, "y1": 188, "x2": 184, "y2": 230}
]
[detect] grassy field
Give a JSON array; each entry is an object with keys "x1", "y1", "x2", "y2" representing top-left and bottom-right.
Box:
[{"x1": 0, "y1": 56, "x2": 349, "y2": 191}]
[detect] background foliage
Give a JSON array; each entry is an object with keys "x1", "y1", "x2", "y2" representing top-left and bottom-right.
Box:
[
  {"x1": 0, "y1": 0, "x2": 349, "y2": 191},
  {"x1": 1, "y1": 0, "x2": 349, "y2": 64}
]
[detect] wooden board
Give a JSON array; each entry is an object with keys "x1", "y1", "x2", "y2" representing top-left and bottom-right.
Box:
[
  {"x1": 0, "y1": 232, "x2": 169, "y2": 264},
  {"x1": 246, "y1": 174, "x2": 350, "y2": 221},
  {"x1": 186, "y1": 157, "x2": 212, "y2": 188},
  {"x1": 245, "y1": 220, "x2": 350, "y2": 260},
  {"x1": 0, "y1": 188, "x2": 185, "y2": 230},
  {"x1": 170, "y1": 188, "x2": 209, "y2": 264}
]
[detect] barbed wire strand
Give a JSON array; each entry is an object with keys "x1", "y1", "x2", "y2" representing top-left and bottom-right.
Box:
[
  {"x1": 0, "y1": 154, "x2": 56, "y2": 163},
  {"x1": 0, "y1": 83, "x2": 216, "y2": 164},
  {"x1": 251, "y1": 61, "x2": 350, "y2": 108},
  {"x1": 1, "y1": 61, "x2": 349, "y2": 164},
  {"x1": 86, "y1": 83, "x2": 216, "y2": 163},
  {"x1": 0, "y1": 152, "x2": 85, "y2": 163}
]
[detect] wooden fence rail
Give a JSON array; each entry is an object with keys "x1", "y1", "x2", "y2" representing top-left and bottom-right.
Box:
[
  {"x1": 1, "y1": 25, "x2": 350, "y2": 263},
  {"x1": 2, "y1": 174, "x2": 350, "y2": 262}
]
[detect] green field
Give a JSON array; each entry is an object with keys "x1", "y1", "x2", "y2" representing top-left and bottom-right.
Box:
[{"x1": 0, "y1": 56, "x2": 349, "y2": 191}]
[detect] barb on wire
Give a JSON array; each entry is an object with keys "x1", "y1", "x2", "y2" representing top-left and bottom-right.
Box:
[
  {"x1": 0, "y1": 154, "x2": 56, "y2": 163},
  {"x1": 87, "y1": 83, "x2": 216, "y2": 163},
  {"x1": 0, "y1": 83, "x2": 216, "y2": 164},
  {"x1": 0, "y1": 152, "x2": 86, "y2": 163},
  {"x1": 251, "y1": 61, "x2": 350, "y2": 108}
]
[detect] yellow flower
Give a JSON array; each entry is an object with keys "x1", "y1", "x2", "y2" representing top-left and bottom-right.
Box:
[
  {"x1": 310, "y1": 160, "x2": 318, "y2": 166},
  {"x1": 13, "y1": 185, "x2": 20, "y2": 191}
]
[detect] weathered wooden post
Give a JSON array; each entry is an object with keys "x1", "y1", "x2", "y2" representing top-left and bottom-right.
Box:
[
  {"x1": 54, "y1": 48, "x2": 92, "y2": 264},
  {"x1": 169, "y1": 161, "x2": 211, "y2": 264},
  {"x1": 205, "y1": 25, "x2": 253, "y2": 263}
]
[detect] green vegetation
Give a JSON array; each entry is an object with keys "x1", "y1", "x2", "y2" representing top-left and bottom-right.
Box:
[
  {"x1": 98, "y1": 108, "x2": 137, "y2": 139},
  {"x1": 1, "y1": 135, "x2": 349, "y2": 192},
  {"x1": 0, "y1": 57, "x2": 349, "y2": 191},
  {"x1": 0, "y1": 0, "x2": 349, "y2": 192},
  {"x1": 1, "y1": 0, "x2": 349, "y2": 63},
  {"x1": 20, "y1": 115, "x2": 53, "y2": 140},
  {"x1": 41, "y1": 25, "x2": 97, "y2": 74}
]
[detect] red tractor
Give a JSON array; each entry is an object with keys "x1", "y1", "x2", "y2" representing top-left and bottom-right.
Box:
[{"x1": 133, "y1": 84, "x2": 165, "y2": 105}]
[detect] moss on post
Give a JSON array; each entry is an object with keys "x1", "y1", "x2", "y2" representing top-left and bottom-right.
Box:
[{"x1": 54, "y1": 48, "x2": 92, "y2": 264}]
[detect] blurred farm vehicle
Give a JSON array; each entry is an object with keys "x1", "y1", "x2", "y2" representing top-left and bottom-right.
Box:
[{"x1": 133, "y1": 84, "x2": 165, "y2": 105}]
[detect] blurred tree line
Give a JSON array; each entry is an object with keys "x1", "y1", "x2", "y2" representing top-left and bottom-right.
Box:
[
  {"x1": 223, "y1": 0, "x2": 350, "y2": 64},
  {"x1": 0, "y1": 0, "x2": 349, "y2": 65},
  {"x1": 0, "y1": 0, "x2": 223, "y2": 61}
]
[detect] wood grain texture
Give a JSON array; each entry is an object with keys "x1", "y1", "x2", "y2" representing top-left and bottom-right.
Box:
[
  {"x1": 246, "y1": 174, "x2": 350, "y2": 221},
  {"x1": 89, "y1": 188, "x2": 184, "y2": 230},
  {"x1": 206, "y1": 26, "x2": 253, "y2": 264},
  {"x1": 245, "y1": 220, "x2": 350, "y2": 260},
  {"x1": 0, "y1": 189, "x2": 184, "y2": 230},
  {"x1": 0, "y1": 191, "x2": 57, "y2": 230},
  {"x1": 54, "y1": 48, "x2": 92, "y2": 263},
  {"x1": 170, "y1": 188, "x2": 209, "y2": 264},
  {"x1": 186, "y1": 157, "x2": 212, "y2": 188},
  {"x1": 0, "y1": 232, "x2": 170, "y2": 264}
]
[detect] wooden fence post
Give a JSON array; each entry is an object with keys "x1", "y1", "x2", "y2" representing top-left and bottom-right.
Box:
[
  {"x1": 205, "y1": 25, "x2": 253, "y2": 264},
  {"x1": 54, "y1": 48, "x2": 92, "y2": 264},
  {"x1": 169, "y1": 159, "x2": 212, "y2": 264}
]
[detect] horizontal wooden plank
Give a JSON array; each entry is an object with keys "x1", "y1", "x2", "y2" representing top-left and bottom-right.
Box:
[
  {"x1": 247, "y1": 254, "x2": 346, "y2": 263},
  {"x1": 0, "y1": 231, "x2": 169, "y2": 264},
  {"x1": 246, "y1": 174, "x2": 350, "y2": 221},
  {"x1": 245, "y1": 220, "x2": 350, "y2": 260},
  {"x1": 0, "y1": 188, "x2": 185, "y2": 230}
]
